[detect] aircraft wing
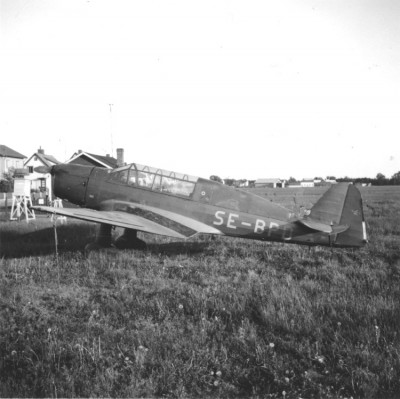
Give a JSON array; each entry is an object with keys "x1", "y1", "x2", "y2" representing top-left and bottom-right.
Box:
[
  {"x1": 101, "y1": 200, "x2": 223, "y2": 237},
  {"x1": 32, "y1": 203, "x2": 222, "y2": 239}
]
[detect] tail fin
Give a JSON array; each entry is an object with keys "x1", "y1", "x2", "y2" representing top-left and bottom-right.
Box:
[
  {"x1": 309, "y1": 183, "x2": 367, "y2": 247},
  {"x1": 334, "y1": 184, "x2": 367, "y2": 247}
]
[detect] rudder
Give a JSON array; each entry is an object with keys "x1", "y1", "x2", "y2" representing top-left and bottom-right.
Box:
[{"x1": 334, "y1": 184, "x2": 367, "y2": 247}]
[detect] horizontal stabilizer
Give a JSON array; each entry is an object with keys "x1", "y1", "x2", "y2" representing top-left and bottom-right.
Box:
[{"x1": 297, "y1": 218, "x2": 349, "y2": 234}]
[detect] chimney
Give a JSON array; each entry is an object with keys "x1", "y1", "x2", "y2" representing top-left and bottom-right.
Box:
[
  {"x1": 38, "y1": 147, "x2": 44, "y2": 154},
  {"x1": 116, "y1": 148, "x2": 124, "y2": 166}
]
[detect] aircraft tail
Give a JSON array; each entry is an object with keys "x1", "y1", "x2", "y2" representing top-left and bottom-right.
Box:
[{"x1": 307, "y1": 183, "x2": 367, "y2": 247}]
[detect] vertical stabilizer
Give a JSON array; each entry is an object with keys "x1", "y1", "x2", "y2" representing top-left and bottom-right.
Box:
[
  {"x1": 334, "y1": 184, "x2": 367, "y2": 247},
  {"x1": 309, "y1": 183, "x2": 367, "y2": 247}
]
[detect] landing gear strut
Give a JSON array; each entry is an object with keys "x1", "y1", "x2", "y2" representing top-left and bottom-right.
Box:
[{"x1": 115, "y1": 228, "x2": 147, "y2": 250}]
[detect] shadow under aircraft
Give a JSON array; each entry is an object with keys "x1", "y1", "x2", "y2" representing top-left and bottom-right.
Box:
[{"x1": 33, "y1": 162, "x2": 368, "y2": 250}]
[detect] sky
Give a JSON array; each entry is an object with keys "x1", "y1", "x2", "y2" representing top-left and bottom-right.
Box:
[{"x1": 1, "y1": 0, "x2": 400, "y2": 180}]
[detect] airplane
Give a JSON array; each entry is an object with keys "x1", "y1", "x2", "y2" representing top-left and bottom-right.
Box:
[{"x1": 33, "y1": 162, "x2": 368, "y2": 250}]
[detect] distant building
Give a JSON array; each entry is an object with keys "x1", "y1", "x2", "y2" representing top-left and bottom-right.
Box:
[
  {"x1": 288, "y1": 181, "x2": 302, "y2": 188},
  {"x1": 236, "y1": 179, "x2": 249, "y2": 188},
  {"x1": 313, "y1": 177, "x2": 326, "y2": 186},
  {"x1": 0, "y1": 145, "x2": 26, "y2": 178},
  {"x1": 24, "y1": 147, "x2": 61, "y2": 202},
  {"x1": 326, "y1": 177, "x2": 337, "y2": 184},
  {"x1": 67, "y1": 148, "x2": 124, "y2": 169},
  {"x1": 300, "y1": 179, "x2": 315, "y2": 188},
  {"x1": 255, "y1": 178, "x2": 285, "y2": 188}
]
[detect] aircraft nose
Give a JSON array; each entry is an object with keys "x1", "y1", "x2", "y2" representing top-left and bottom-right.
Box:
[
  {"x1": 51, "y1": 163, "x2": 94, "y2": 206},
  {"x1": 34, "y1": 165, "x2": 54, "y2": 174}
]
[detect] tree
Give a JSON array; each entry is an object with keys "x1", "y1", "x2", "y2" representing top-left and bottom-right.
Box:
[
  {"x1": 210, "y1": 175, "x2": 223, "y2": 183},
  {"x1": 376, "y1": 173, "x2": 387, "y2": 186},
  {"x1": 390, "y1": 171, "x2": 400, "y2": 185},
  {"x1": 0, "y1": 168, "x2": 15, "y2": 193},
  {"x1": 223, "y1": 178, "x2": 236, "y2": 186},
  {"x1": 288, "y1": 176, "x2": 297, "y2": 183}
]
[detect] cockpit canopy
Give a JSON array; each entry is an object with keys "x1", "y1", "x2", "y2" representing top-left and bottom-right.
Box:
[{"x1": 108, "y1": 163, "x2": 199, "y2": 198}]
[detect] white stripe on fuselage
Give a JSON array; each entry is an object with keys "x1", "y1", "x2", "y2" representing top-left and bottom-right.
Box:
[{"x1": 362, "y1": 221, "x2": 368, "y2": 241}]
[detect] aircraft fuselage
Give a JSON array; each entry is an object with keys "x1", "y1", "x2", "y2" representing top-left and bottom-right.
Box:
[{"x1": 51, "y1": 163, "x2": 334, "y2": 246}]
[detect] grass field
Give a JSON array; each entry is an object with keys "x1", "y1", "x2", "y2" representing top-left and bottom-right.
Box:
[{"x1": 0, "y1": 186, "x2": 399, "y2": 398}]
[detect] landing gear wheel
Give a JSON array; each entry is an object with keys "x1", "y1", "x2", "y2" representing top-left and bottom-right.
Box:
[{"x1": 115, "y1": 228, "x2": 147, "y2": 250}]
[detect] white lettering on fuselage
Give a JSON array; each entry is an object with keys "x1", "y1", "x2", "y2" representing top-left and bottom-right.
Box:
[
  {"x1": 227, "y1": 213, "x2": 239, "y2": 229},
  {"x1": 213, "y1": 211, "x2": 283, "y2": 236},
  {"x1": 268, "y1": 222, "x2": 279, "y2": 237},
  {"x1": 213, "y1": 210, "x2": 225, "y2": 226},
  {"x1": 254, "y1": 219, "x2": 266, "y2": 233}
]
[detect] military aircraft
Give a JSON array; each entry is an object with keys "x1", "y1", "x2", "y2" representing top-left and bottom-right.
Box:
[{"x1": 33, "y1": 163, "x2": 367, "y2": 250}]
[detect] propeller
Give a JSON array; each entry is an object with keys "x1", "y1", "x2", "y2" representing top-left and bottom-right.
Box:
[{"x1": 34, "y1": 166, "x2": 53, "y2": 174}]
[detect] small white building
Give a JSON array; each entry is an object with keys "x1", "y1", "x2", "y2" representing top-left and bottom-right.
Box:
[
  {"x1": 255, "y1": 178, "x2": 285, "y2": 188},
  {"x1": 24, "y1": 148, "x2": 60, "y2": 202},
  {"x1": 300, "y1": 179, "x2": 315, "y2": 188},
  {"x1": 326, "y1": 177, "x2": 337, "y2": 184}
]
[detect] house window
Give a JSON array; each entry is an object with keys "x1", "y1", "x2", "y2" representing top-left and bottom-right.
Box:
[{"x1": 28, "y1": 166, "x2": 33, "y2": 173}]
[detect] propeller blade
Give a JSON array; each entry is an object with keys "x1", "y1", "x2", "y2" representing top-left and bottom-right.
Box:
[{"x1": 34, "y1": 166, "x2": 53, "y2": 174}]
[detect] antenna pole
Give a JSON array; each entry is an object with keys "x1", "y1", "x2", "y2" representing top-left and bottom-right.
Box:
[{"x1": 109, "y1": 103, "x2": 114, "y2": 157}]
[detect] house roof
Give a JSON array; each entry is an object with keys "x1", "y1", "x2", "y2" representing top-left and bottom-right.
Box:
[
  {"x1": 87, "y1": 152, "x2": 118, "y2": 168},
  {"x1": 68, "y1": 151, "x2": 119, "y2": 168},
  {"x1": 42, "y1": 153, "x2": 60, "y2": 164},
  {"x1": 25, "y1": 151, "x2": 61, "y2": 167},
  {"x1": 0, "y1": 145, "x2": 26, "y2": 159}
]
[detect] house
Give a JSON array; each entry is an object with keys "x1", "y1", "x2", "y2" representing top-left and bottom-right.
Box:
[
  {"x1": 300, "y1": 179, "x2": 315, "y2": 188},
  {"x1": 326, "y1": 176, "x2": 337, "y2": 184},
  {"x1": 24, "y1": 147, "x2": 61, "y2": 202},
  {"x1": 255, "y1": 178, "x2": 285, "y2": 188},
  {"x1": 313, "y1": 177, "x2": 326, "y2": 186},
  {"x1": 236, "y1": 179, "x2": 249, "y2": 188},
  {"x1": 0, "y1": 145, "x2": 26, "y2": 179},
  {"x1": 67, "y1": 148, "x2": 125, "y2": 169}
]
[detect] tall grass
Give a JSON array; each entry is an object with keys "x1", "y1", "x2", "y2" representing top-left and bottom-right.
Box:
[{"x1": 0, "y1": 186, "x2": 399, "y2": 398}]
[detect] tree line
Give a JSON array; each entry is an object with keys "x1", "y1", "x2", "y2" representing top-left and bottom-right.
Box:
[
  {"x1": 337, "y1": 171, "x2": 400, "y2": 186},
  {"x1": 210, "y1": 171, "x2": 400, "y2": 187}
]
